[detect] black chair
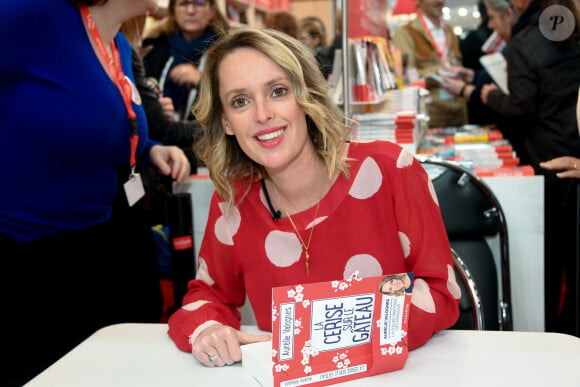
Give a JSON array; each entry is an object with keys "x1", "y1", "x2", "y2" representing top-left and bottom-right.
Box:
[
  {"x1": 452, "y1": 248, "x2": 484, "y2": 330},
  {"x1": 418, "y1": 156, "x2": 512, "y2": 331}
]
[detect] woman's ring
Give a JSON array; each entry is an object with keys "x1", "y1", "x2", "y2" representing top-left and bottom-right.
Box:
[
  {"x1": 208, "y1": 354, "x2": 219, "y2": 362},
  {"x1": 574, "y1": 163, "x2": 578, "y2": 169}
]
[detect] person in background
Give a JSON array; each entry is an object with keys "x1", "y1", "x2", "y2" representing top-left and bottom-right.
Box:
[
  {"x1": 264, "y1": 9, "x2": 299, "y2": 38},
  {"x1": 167, "y1": 27, "x2": 460, "y2": 367},
  {"x1": 317, "y1": 9, "x2": 343, "y2": 80},
  {"x1": 439, "y1": 0, "x2": 526, "y2": 162},
  {"x1": 122, "y1": 15, "x2": 201, "y2": 259},
  {"x1": 142, "y1": 0, "x2": 229, "y2": 121},
  {"x1": 460, "y1": 0, "x2": 493, "y2": 72},
  {"x1": 540, "y1": 87, "x2": 580, "y2": 180},
  {"x1": 481, "y1": 0, "x2": 580, "y2": 336},
  {"x1": 392, "y1": 0, "x2": 468, "y2": 128},
  {"x1": 122, "y1": 15, "x2": 203, "y2": 169},
  {"x1": 457, "y1": 0, "x2": 496, "y2": 126},
  {"x1": 0, "y1": 0, "x2": 190, "y2": 385},
  {"x1": 442, "y1": 0, "x2": 518, "y2": 103},
  {"x1": 540, "y1": 157, "x2": 580, "y2": 179},
  {"x1": 298, "y1": 15, "x2": 331, "y2": 78}
]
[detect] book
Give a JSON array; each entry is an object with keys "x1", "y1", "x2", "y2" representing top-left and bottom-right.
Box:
[
  {"x1": 479, "y1": 53, "x2": 509, "y2": 95},
  {"x1": 264, "y1": 272, "x2": 413, "y2": 387},
  {"x1": 481, "y1": 31, "x2": 506, "y2": 54},
  {"x1": 473, "y1": 165, "x2": 535, "y2": 177}
]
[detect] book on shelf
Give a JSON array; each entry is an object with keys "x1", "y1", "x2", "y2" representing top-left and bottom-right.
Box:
[
  {"x1": 351, "y1": 37, "x2": 399, "y2": 103},
  {"x1": 242, "y1": 272, "x2": 414, "y2": 387}
]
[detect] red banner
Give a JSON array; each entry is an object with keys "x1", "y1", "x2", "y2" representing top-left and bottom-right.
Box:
[{"x1": 348, "y1": 0, "x2": 389, "y2": 38}]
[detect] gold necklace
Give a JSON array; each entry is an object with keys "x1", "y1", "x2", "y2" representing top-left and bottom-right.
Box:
[{"x1": 285, "y1": 201, "x2": 320, "y2": 275}]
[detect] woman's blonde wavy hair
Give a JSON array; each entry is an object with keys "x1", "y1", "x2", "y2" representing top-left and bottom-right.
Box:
[{"x1": 193, "y1": 27, "x2": 352, "y2": 206}]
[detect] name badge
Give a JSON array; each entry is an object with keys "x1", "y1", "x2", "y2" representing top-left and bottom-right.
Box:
[{"x1": 124, "y1": 173, "x2": 145, "y2": 207}]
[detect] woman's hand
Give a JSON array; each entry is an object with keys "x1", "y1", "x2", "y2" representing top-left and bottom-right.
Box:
[
  {"x1": 539, "y1": 156, "x2": 580, "y2": 179},
  {"x1": 440, "y1": 65, "x2": 474, "y2": 83},
  {"x1": 158, "y1": 96, "x2": 175, "y2": 118},
  {"x1": 191, "y1": 324, "x2": 271, "y2": 367},
  {"x1": 481, "y1": 83, "x2": 498, "y2": 104},
  {"x1": 170, "y1": 63, "x2": 201, "y2": 86},
  {"x1": 440, "y1": 76, "x2": 466, "y2": 96},
  {"x1": 149, "y1": 145, "x2": 190, "y2": 183}
]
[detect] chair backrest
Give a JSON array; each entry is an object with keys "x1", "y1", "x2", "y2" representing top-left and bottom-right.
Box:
[
  {"x1": 418, "y1": 156, "x2": 512, "y2": 331},
  {"x1": 172, "y1": 177, "x2": 258, "y2": 325},
  {"x1": 452, "y1": 248, "x2": 484, "y2": 330}
]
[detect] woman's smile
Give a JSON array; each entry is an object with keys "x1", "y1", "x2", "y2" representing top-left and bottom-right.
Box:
[{"x1": 256, "y1": 127, "x2": 285, "y2": 142}]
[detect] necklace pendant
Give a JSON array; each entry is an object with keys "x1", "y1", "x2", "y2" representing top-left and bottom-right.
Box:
[{"x1": 305, "y1": 250, "x2": 310, "y2": 275}]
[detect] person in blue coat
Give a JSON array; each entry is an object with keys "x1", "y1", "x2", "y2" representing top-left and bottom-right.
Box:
[{"x1": 0, "y1": 1, "x2": 190, "y2": 385}]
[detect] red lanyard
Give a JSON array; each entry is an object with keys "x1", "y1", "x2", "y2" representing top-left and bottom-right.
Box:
[
  {"x1": 80, "y1": 6, "x2": 139, "y2": 170},
  {"x1": 418, "y1": 12, "x2": 447, "y2": 61}
]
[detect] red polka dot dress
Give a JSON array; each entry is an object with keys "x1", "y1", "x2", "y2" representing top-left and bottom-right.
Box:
[{"x1": 168, "y1": 140, "x2": 461, "y2": 351}]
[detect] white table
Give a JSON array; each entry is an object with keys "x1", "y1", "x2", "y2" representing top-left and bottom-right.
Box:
[
  {"x1": 483, "y1": 175, "x2": 545, "y2": 332},
  {"x1": 26, "y1": 323, "x2": 580, "y2": 387}
]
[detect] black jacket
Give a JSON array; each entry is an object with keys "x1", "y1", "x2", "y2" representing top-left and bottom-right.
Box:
[
  {"x1": 131, "y1": 48, "x2": 202, "y2": 169},
  {"x1": 486, "y1": 0, "x2": 580, "y2": 171}
]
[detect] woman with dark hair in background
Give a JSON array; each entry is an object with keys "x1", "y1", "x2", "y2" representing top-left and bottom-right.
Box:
[
  {"x1": 298, "y1": 15, "x2": 332, "y2": 78},
  {"x1": 264, "y1": 9, "x2": 299, "y2": 38},
  {"x1": 142, "y1": 0, "x2": 230, "y2": 121}
]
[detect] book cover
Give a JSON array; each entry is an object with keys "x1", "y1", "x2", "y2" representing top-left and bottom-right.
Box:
[
  {"x1": 479, "y1": 53, "x2": 509, "y2": 95},
  {"x1": 271, "y1": 272, "x2": 413, "y2": 387}
]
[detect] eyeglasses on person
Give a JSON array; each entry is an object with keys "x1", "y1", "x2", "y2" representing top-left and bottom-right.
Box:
[{"x1": 177, "y1": 0, "x2": 210, "y2": 10}]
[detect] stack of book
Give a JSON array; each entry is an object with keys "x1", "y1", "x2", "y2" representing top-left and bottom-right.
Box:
[
  {"x1": 417, "y1": 126, "x2": 534, "y2": 176},
  {"x1": 351, "y1": 110, "x2": 423, "y2": 154}
]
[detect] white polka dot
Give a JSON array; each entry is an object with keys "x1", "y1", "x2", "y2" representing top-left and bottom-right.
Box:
[
  {"x1": 427, "y1": 178, "x2": 439, "y2": 206},
  {"x1": 447, "y1": 264, "x2": 462, "y2": 299},
  {"x1": 265, "y1": 230, "x2": 303, "y2": 267},
  {"x1": 399, "y1": 232, "x2": 411, "y2": 258},
  {"x1": 349, "y1": 157, "x2": 382, "y2": 199},
  {"x1": 196, "y1": 257, "x2": 215, "y2": 286},
  {"x1": 343, "y1": 254, "x2": 383, "y2": 279},
  {"x1": 396, "y1": 148, "x2": 414, "y2": 168},
  {"x1": 214, "y1": 202, "x2": 241, "y2": 245},
  {"x1": 411, "y1": 279, "x2": 436, "y2": 313},
  {"x1": 182, "y1": 300, "x2": 210, "y2": 311}
]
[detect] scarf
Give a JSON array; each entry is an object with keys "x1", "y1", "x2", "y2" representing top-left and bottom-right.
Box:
[{"x1": 164, "y1": 28, "x2": 218, "y2": 113}]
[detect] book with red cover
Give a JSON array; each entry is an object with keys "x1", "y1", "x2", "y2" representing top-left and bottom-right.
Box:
[{"x1": 271, "y1": 272, "x2": 413, "y2": 387}]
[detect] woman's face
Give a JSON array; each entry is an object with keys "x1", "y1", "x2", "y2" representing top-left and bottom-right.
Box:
[
  {"x1": 173, "y1": 0, "x2": 215, "y2": 40},
  {"x1": 218, "y1": 47, "x2": 312, "y2": 174},
  {"x1": 298, "y1": 30, "x2": 320, "y2": 51},
  {"x1": 487, "y1": 5, "x2": 515, "y2": 41},
  {"x1": 381, "y1": 278, "x2": 405, "y2": 294}
]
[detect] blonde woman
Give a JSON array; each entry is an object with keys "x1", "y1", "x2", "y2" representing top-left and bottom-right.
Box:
[{"x1": 167, "y1": 27, "x2": 460, "y2": 367}]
